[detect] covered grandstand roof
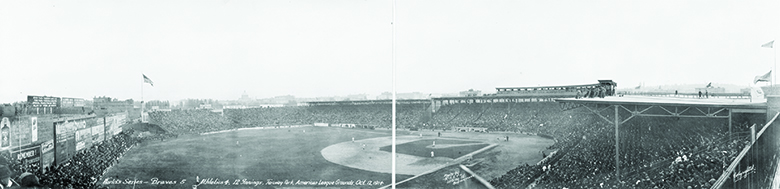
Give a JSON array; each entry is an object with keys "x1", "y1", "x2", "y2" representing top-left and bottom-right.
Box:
[
  {"x1": 555, "y1": 96, "x2": 766, "y2": 109},
  {"x1": 305, "y1": 99, "x2": 430, "y2": 106}
]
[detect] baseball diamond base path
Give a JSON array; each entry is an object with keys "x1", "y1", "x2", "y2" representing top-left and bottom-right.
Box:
[{"x1": 321, "y1": 136, "x2": 487, "y2": 176}]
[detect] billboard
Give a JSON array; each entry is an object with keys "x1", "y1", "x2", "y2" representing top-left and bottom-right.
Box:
[
  {"x1": 85, "y1": 117, "x2": 100, "y2": 128},
  {"x1": 7, "y1": 117, "x2": 31, "y2": 146},
  {"x1": 54, "y1": 121, "x2": 76, "y2": 165},
  {"x1": 73, "y1": 120, "x2": 86, "y2": 130},
  {"x1": 106, "y1": 114, "x2": 126, "y2": 136},
  {"x1": 1, "y1": 117, "x2": 9, "y2": 148},
  {"x1": 75, "y1": 128, "x2": 91, "y2": 151},
  {"x1": 91, "y1": 125, "x2": 104, "y2": 143},
  {"x1": 10, "y1": 143, "x2": 41, "y2": 170},
  {"x1": 31, "y1": 117, "x2": 38, "y2": 142},
  {"x1": 60, "y1": 98, "x2": 86, "y2": 107},
  {"x1": 55, "y1": 121, "x2": 76, "y2": 141},
  {"x1": 104, "y1": 116, "x2": 112, "y2": 137},
  {"x1": 27, "y1": 96, "x2": 59, "y2": 108},
  {"x1": 40, "y1": 140, "x2": 54, "y2": 168},
  {"x1": 54, "y1": 134, "x2": 75, "y2": 166}
]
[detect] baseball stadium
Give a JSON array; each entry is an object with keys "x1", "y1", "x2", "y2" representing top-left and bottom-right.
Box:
[{"x1": 0, "y1": 80, "x2": 778, "y2": 189}]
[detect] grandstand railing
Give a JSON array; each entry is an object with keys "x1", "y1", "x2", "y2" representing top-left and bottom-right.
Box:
[
  {"x1": 619, "y1": 92, "x2": 749, "y2": 99},
  {"x1": 711, "y1": 112, "x2": 779, "y2": 188}
]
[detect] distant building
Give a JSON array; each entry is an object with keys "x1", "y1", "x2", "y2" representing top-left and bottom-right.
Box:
[
  {"x1": 197, "y1": 104, "x2": 213, "y2": 110},
  {"x1": 346, "y1": 94, "x2": 368, "y2": 101},
  {"x1": 273, "y1": 95, "x2": 295, "y2": 104},
  {"x1": 93, "y1": 96, "x2": 133, "y2": 113},
  {"x1": 239, "y1": 91, "x2": 253, "y2": 103},
  {"x1": 146, "y1": 100, "x2": 170, "y2": 109},
  {"x1": 223, "y1": 105, "x2": 249, "y2": 109},
  {"x1": 459, "y1": 89, "x2": 482, "y2": 97}
]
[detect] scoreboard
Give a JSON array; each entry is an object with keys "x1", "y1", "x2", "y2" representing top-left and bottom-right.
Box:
[{"x1": 27, "y1": 96, "x2": 59, "y2": 108}]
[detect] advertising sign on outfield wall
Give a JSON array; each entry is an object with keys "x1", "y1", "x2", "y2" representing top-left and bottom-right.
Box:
[
  {"x1": 54, "y1": 121, "x2": 77, "y2": 165},
  {"x1": 91, "y1": 126, "x2": 104, "y2": 143},
  {"x1": 75, "y1": 128, "x2": 91, "y2": 151},
  {"x1": 31, "y1": 117, "x2": 38, "y2": 142},
  {"x1": 1, "y1": 117, "x2": 9, "y2": 148},
  {"x1": 40, "y1": 140, "x2": 54, "y2": 168},
  {"x1": 10, "y1": 143, "x2": 41, "y2": 170}
]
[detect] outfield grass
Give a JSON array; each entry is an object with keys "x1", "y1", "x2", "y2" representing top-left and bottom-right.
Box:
[
  {"x1": 102, "y1": 126, "x2": 410, "y2": 188},
  {"x1": 378, "y1": 139, "x2": 489, "y2": 159}
]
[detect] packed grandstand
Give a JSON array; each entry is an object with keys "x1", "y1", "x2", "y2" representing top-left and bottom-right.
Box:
[
  {"x1": 149, "y1": 100, "x2": 752, "y2": 188},
  {"x1": 0, "y1": 94, "x2": 758, "y2": 188}
]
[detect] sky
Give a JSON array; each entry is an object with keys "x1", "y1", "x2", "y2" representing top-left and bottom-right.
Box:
[{"x1": 1, "y1": 0, "x2": 778, "y2": 103}]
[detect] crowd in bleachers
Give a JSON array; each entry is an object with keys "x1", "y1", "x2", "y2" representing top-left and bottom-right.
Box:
[
  {"x1": 531, "y1": 116, "x2": 751, "y2": 188},
  {"x1": 576, "y1": 86, "x2": 608, "y2": 99},
  {"x1": 489, "y1": 164, "x2": 542, "y2": 188},
  {"x1": 4, "y1": 100, "x2": 756, "y2": 188},
  {"x1": 148, "y1": 110, "x2": 239, "y2": 135},
  {"x1": 434, "y1": 101, "x2": 755, "y2": 189},
  {"x1": 147, "y1": 104, "x2": 431, "y2": 137},
  {"x1": 152, "y1": 102, "x2": 751, "y2": 188},
  {"x1": 222, "y1": 104, "x2": 429, "y2": 129},
  {"x1": 0, "y1": 131, "x2": 146, "y2": 189},
  {"x1": 430, "y1": 102, "x2": 595, "y2": 134}
]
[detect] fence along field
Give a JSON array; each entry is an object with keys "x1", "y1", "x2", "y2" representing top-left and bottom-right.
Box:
[{"x1": 0, "y1": 113, "x2": 127, "y2": 175}]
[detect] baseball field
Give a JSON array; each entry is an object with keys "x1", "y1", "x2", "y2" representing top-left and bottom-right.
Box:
[{"x1": 99, "y1": 126, "x2": 553, "y2": 188}]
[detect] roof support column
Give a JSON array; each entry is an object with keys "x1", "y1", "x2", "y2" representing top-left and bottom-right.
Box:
[
  {"x1": 614, "y1": 105, "x2": 620, "y2": 181},
  {"x1": 728, "y1": 109, "x2": 732, "y2": 141}
]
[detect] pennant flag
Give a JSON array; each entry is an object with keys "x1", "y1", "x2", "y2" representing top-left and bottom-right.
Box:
[
  {"x1": 143, "y1": 74, "x2": 154, "y2": 86},
  {"x1": 705, "y1": 82, "x2": 712, "y2": 88},
  {"x1": 762, "y1": 40, "x2": 774, "y2": 48},
  {"x1": 754, "y1": 70, "x2": 772, "y2": 84}
]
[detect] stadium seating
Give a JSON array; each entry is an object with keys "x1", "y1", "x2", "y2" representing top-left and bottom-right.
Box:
[
  {"x1": 149, "y1": 110, "x2": 239, "y2": 135},
  {"x1": 7, "y1": 100, "x2": 750, "y2": 188},
  {"x1": 4, "y1": 132, "x2": 154, "y2": 189}
]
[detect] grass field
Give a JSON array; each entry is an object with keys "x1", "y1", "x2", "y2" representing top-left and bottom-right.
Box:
[
  {"x1": 378, "y1": 139, "x2": 489, "y2": 159},
  {"x1": 101, "y1": 126, "x2": 411, "y2": 188}
]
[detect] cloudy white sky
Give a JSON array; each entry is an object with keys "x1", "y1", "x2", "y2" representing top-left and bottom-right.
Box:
[{"x1": 1, "y1": 0, "x2": 778, "y2": 103}]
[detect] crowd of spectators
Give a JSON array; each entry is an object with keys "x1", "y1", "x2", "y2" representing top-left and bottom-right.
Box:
[
  {"x1": 576, "y1": 86, "x2": 608, "y2": 99},
  {"x1": 147, "y1": 104, "x2": 431, "y2": 137},
  {"x1": 148, "y1": 110, "x2": 239, "y2": 135},
  {"x1": 11, "y1": 100, "x2": 755, "y2": 188},
  {"x1": 0, "y1": 131, "x2": 143, "y2": 189},
  {"x1": 222, "y1": 104, "x2": 429, "y2": 129},
  {"x1": 468, "y1": 103, "x2": 753, "y2": 189},
  {"x1": 417, "y1": 101, "x2": 755, "y2": 188},
  {"x1": 430, "y1": 102, "x2": 597, "y2": 134},
  {"x1": 489, "y1": 164, "x2": 542, "y2": 189}
]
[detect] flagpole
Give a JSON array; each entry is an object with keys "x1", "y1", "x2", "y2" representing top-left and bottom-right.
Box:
[
  {"x1": 390, "y1": 0, "x2": 397, "y2": 187},
  {"x1": 141, "y1": 74, "x2": 144, "y2": 123}
]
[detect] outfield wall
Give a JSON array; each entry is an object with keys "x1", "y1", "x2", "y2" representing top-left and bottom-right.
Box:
[
  {"x1": 0, "y1": 113, "x2": 127, "y2": 171},
  {"x1": 52, "y1": 113, "x2": 126, "y2": 166}
]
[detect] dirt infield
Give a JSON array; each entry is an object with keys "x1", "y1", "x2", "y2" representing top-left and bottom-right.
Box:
[{"x1": 321, "y1": 135, "x2": 494, "y2": 177}]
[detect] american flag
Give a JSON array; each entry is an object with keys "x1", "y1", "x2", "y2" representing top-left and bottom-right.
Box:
[{"x1": 143, "y1": 74, "x2": 154, "y2": 86}]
